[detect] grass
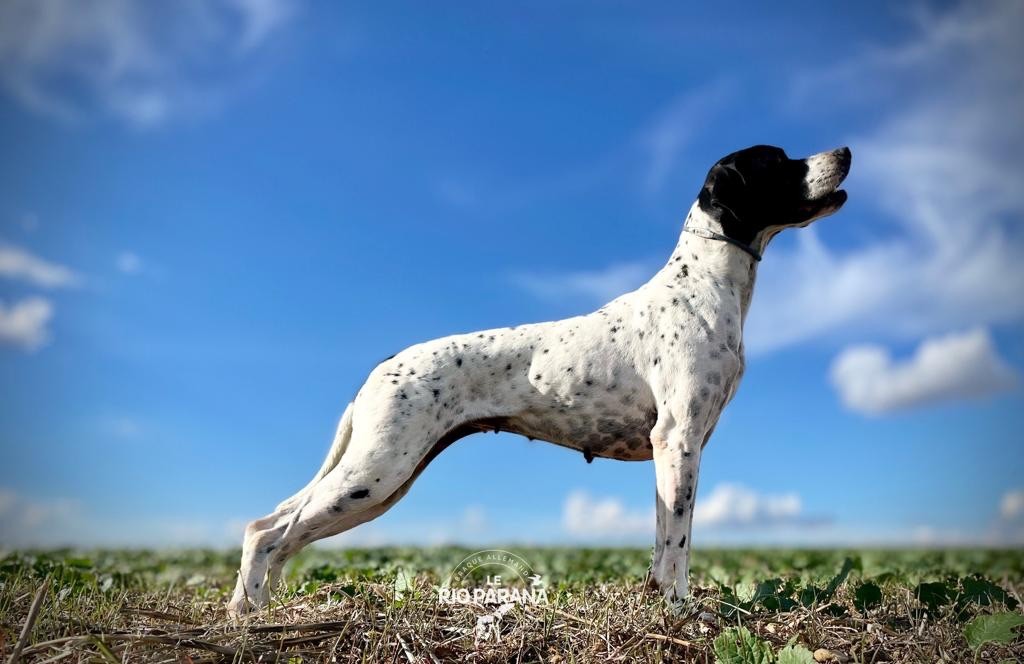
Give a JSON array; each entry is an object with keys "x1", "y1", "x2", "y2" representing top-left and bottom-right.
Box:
[{"x1": 1, "y1": 547, "x2": 1022, "y2": 662}]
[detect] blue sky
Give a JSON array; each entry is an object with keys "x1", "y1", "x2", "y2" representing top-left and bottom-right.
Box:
[{"x1": 1, "y1": 0, "x2": 1022, "y2": 549}]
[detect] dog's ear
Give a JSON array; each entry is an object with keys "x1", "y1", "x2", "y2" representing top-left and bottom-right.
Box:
[{"x1": 698, "y1": 162, "x2": 744, "y2": 229}]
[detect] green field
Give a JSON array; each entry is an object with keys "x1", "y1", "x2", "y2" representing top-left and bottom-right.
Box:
[{"x1": 1, "y1": 547, "x2": 1022, "y2": 662}]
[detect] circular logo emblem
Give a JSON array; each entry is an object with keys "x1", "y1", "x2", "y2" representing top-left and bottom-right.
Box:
[{"x1": 437, "y1": 549, "x2": 548, "y2": 606}]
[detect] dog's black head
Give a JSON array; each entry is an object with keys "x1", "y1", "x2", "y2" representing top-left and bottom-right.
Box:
[{"x1": 697, "y1": 145, "x2": 851, "y2": 246}]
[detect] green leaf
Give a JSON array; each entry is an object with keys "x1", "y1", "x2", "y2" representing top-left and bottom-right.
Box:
[
  {"x1": 713, "y1": 626, "x2": 774, "y2": 664},
  {"x1": 963, "y1": 612, "x2": 1024, "y2": 651},
  {"x1": 854, "y1": 582, "x2": 882, "y2": 612},
  {"x1": 957, "y1": 575, "x2": 1019, "y2": 613},
  {"x1": 749, "y1": 578, "x2": 787, "y2": 610},
  {"x1": 777, "y1": 644, "x2": 816, "y2": 664},
  {"x1": 916, "y1": 581, "x2": 953, "y2": 614},
  {"x1": 393, "y1": 567, "x2": 413, "y2": 601},
  {"x1": 824, "y1": 557, "x2": 857, "y2": 596},
  {"x1": 717, "y1": 587, "x2": 743, "y2": 617},
  {"x1": 799, "y1": 585, "x2": 823, "y2": 607},
  {"x1": 800, "y1": 557, "x2": 856, "y2": 607}
]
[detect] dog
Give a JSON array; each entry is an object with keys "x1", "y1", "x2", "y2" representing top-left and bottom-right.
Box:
[{"x1": 228, "y1": 144, "x2": 851, "y2": 616}]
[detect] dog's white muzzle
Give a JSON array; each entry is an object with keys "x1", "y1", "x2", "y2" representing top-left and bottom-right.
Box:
[{"x1": 804, "y1": 147, "x2": 851, "y2": 199}]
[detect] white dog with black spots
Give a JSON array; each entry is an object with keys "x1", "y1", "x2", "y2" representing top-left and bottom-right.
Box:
[{"x1": 228, "y1": 144, "x2": 852, "y2": 617}]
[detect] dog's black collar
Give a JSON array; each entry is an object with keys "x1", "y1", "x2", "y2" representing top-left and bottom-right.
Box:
[{"x1": 683, "y1": 226, "x2": 762, "y2": 262}]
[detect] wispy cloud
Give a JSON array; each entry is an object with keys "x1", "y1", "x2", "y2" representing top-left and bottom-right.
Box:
[
  {"x1": 433, "y1": 178, "x2": 479, "y2": 210},
  {"x1": 748, "y1": 0, "x2": 1024, "y2": 354},
  {"x1": 830, "y1": 328, "x2": 1017, "y2": 415},
  {"x1": 0, "y1": 296, "x2": 54, "y2": 350},
  {"x1": 115, "y1": 251, "x2": 143, "y2": 276},
  {"x1": 638, "y1": 79, "x2": 734, "y2": 195},
  {"x1": 511, "y1": 261, "x2": 653, "y2": 305},
  {"x1": 1000, "y1": 490, "x2": 1024, "y2": 522},
  {"x1": 102, "y1": 415, "x2": 146, "y2": 440},
  {"x1": 0, "y1": 242, "x2": 79, "y2": 288},
  {"x1": 0, "y1": 0, "x2": 299, "y2": 128}
]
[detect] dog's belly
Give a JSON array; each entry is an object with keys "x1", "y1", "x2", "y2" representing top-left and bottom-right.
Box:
[
  {"x1": 490, "y1": 366, "x2": 659, "y2": 461},
  {"x1": 496, "y1": 407, "x2": 657, "y2": 461}
]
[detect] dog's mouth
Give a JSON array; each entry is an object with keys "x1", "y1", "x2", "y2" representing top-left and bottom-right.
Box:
[
  {"x1": 820, "y1": 188, "x2": 848, "y2": 208},
  {"x1": 793, "y1": 187, "x2": 847, "y2": 226}
]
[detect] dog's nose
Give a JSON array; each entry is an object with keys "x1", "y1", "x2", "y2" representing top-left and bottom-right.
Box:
[{"x1": 836, "y1": 146, "x2": 852, "y2": 170}]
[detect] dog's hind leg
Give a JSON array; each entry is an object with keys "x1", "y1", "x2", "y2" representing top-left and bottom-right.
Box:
[
  {"x1": 227, "y1": 465, "x2": 422, "y2": 617},
  {"x1": 227, "y1": 417, "x2": 460, "y2": 618},
  {"x1": 263, "y1": 476, "x2": 415, "y2": 590}
]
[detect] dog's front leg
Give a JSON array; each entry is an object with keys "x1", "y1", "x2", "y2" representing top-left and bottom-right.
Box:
[{"x1": 650, "y1": 412, "x2": 704, "y2": 603}]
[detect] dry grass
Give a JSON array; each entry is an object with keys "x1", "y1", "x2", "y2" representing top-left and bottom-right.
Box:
[{"x1": 1, "y1": 548, "x2": 1022, "y2": 663}]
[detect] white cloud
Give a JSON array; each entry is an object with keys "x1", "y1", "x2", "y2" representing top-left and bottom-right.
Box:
[
  {"x1": 0, "y1": 489, "x2": 16, "y2": 515},
  {"x1": 562, "y1": 490, "x2": 653, "y2": 538},
  {"x1": 434, "y1": 179, "x2": 477, "y2": 209},
  {"x1": 747, "y1": 0, "x2": 1024, "y2": 354},
  {"x1": 0, "y1": 0, "x2": 298, "y2": 128},
  {"x1": 0, "y1": 487, "x2": 82, "y2": 543},
  {"x1": 0, "y1": 488, "x2": 252, "y2": 547},
  {"x1": 512, "y1": 261, "x2": 653, "y2": 304},
  {"x1": 1001, "y1": 490, "x2": 1024, "y2": 521},
  {"x1": 0, "y1": 243, "x2": 74, "y2": 351},
  {"x1": 692, "y1": 484, "x2": 806, "y2": 529},
  {"x1": 0, "y1": 296, "x2": 54, "y2": 350},
  {"x1": 908, "y1": 524, "x2": 975, "y2": 547},
  {"x1": 103, "y1": 415, "x2": 145, "y2": 439},
  {"x1": 115, "y1": 251, "x2": 143, "y2": 275},
  {"x1": 461, "y1": 504, "x2": 487, "y2": 531},
  {"x1": 228, "y1": 0, "x2": 297, "y2": 53},
  {"x1": 316, "y1": 505, "x2": 492, "y2": 548},
  {"x1": 562, "y1": 484, "x2": 816, "y2": 540},
  {"x1": 18, "y1": 213, "x2": 39, "y2": 232},
  {"x1": 0, "y1": 242, "x2": 78, "y2": 288},
  {"x1": 830, "y1": 328, "x2": 1017, "y2": 414}
]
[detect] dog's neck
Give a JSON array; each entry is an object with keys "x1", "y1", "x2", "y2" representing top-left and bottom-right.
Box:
[{"x1": 648, "y1": 202, "x2": 759, "y2": 323}]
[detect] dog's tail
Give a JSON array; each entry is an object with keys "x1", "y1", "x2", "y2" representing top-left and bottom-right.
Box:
[{"x1": 275, "y1": 402, "x2": 355, "y2": 512}]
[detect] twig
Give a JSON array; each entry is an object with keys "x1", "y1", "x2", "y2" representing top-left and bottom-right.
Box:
[
  {"x1": 32, "y1": 649, "x2": 75, "y2": 664},
  {"x1": 546, "y1": 606, "x2": 600, "y2": 630},
  {"x1": 7, "y1": 578, "x2": 49, "y2": 664},
  {"x1": 396, "y1": 633, "x2": 417, "y2": 663},
  {"x1": 644, "y1": 632, "x2": 695, "y2": 648},
  {"x1": 715, "y1": 599, "x2": 753, "y2": 616},
  {"x1": 122, "y1": 607, "x2": 197, "y2": 625},
  {"x1": 246, "y1": 620, "x2": 349, "y2": 634},
  {"x1": 89, "y1": 636, "x2": 122, "y2": 664},
  {"x1": 406, "y1": 619, "x2": 441, "y2": 664}
]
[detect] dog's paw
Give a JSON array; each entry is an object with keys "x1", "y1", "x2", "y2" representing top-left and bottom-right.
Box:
[
  {"x1": 226, "y1": 586, "x2": 265, "y2": 622},
  {"x1": 662, "y1": 593, "x2": 700, "y2": 617},
  {"x1": 226, "y1": 595, "x2": 253, "y2": 622}
]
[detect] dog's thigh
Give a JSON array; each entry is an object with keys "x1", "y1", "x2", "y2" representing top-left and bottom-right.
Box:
[{"x1": 228, "y1": 420, "x2": 436, "y2": 616}]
